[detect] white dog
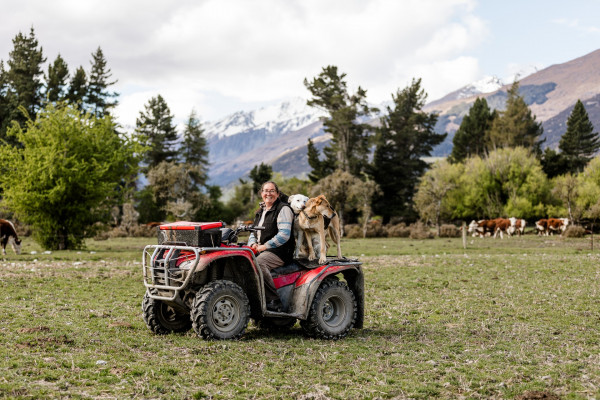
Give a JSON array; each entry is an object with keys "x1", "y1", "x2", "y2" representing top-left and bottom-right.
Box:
[{"x1": 288, "y1": 194, "x2": 309, "y2": 214}]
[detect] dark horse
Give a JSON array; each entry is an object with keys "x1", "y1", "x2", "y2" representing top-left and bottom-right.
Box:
[{"x1": 0, "y1": 219, "x2": 21, "y2": 255}]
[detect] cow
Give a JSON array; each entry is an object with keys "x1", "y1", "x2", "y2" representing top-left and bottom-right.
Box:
[
  {"x1": 468, "y1": 219, "x2": 492, "y2": 237},
  {"x1": 547, "y1": 218, "x2": 569, "y2": 235},
  {"x1": 536, "y1": 218, "x2": 569, "y2": 236},
  {"x1": 493, "y1": 218, "x2": 512, "y2": 239},
  {"x1": 468, "y1": 218, "x2": 511, "y2": 238},
  {"x1": 535, "y1": 219, "x2": 548, "y2": 236},
  {"x1": 0, "y1": 219, "x2": 22, "y2": 255},
  {"x1": 508, "y1": 217, "x2": 527, "y2": 236}
]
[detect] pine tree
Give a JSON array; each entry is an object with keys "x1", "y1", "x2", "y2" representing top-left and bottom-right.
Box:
[
  {"x1": 66, "y1": 66, "x2": 87, "y2": 108},
  {"x1": 181, "y1": 109, "x2": 209, "y2": 187},
  {"x1": 86, "y1": 47, "x2": 118, "y2": 117},
  {"x1": 249, "y1": 162, "x2": 273, "y2": 202},
  {"x1": 46, "y1": 54, "x2": 69, "y2": 103},
  {"x1": 135, "y1": 94, "x2": 178, "y2": 168},
  {"x1": 306, "y1": 138, "x2": 335, "y2": 182},
  {"x1": 559, "y1": 99, "x2": 600, "y2": 173},
  {"x1": 1, "y1": 28, "x2": 46, "y2": 144},
  {"x1": 486, "y1": 81, "x2": 544, "y2": 154},
  {"x1": 449, "y1": 97, "x2": 496, "y2": 163},
  {"x1": 304, "y1": 65, "x2": 375, "y2": 176},
  {"x1": 369, "y1": 78, "x2": 446, "y2": 222}
]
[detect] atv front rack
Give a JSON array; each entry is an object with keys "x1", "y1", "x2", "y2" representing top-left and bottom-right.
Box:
[{"x1": 143, "y1": 244, "x2": 222, "y2": 301}]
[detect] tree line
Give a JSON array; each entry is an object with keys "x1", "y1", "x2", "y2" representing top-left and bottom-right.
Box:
[{"x1": 0, "y1": 28, "x2": 597, "y2": 249}]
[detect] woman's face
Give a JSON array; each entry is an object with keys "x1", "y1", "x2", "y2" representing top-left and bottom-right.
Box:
[{"x1": 261, "y1": 183, "x2": 278, "y2": 207}]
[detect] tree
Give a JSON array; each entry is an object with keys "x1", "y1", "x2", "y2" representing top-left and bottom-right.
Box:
[
  {"x1": 135, "y1": 94, "x2": 179, "y2": 168},
  {"x1": 306, "y1": 138, "x2": 335, "y2": 183},
  {"x1": 369, "y1": 78, "x2": 446, "y2": 222},
  {"x1": 46, "y1": 54, "x2": 69, "y2": 103},
  {"x1": 552, "y1": 173, "x2": 581, "y2": 223},
  {"x1": 147, "y1": 161, "x2": 208, "y2": 220},
  {"x1": 249, "y1": 162, "x2": 273, "y2": 202},
  {"x1": 486, "y1": 81, "x2": 544, "y2": 154},
  {"x1": 311, "y1": 169, "x2": 379, "y2": 236},
  {"x1": 304, "y1": 65, "x2": 375, "y2": 176},
  {"x1": 456, "y1": 147, "x2": 551, "y2": 220},
  {"x1": 449, "y1": 97, "x2": 496, "y2": 163},
  {"x1": 414, "y1": 160, "x2": 464, "y2": 235},
  {"x1": 540, "y1": 148, "x2": 570, "y2": 179},
  {"x1": 0, "y1": 103, "x2": 141, "y2": 250},
  {"x1": 66, "y1": 66, "x2": 87, "y2": 108},
  {"x1": 1, "y1": 28, "x2": 46, "y2": 145},
  {"x1": 559, "y1": 99, "x2": 600, "y2": 173},
  {"x1": 86, "y1": 47, "x2": 118, "y2": 118},
  {"x1": 181, "y1": 109, "x2": 209, "y2": 187}
]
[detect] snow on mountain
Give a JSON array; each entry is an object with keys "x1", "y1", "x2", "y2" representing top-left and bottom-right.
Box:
[
  {"x1": 456, "y1": 76, "x2": 504, "y2": 99},
  {"x1": 203, "y1": 97, "x2": 326, "y2": 139}
]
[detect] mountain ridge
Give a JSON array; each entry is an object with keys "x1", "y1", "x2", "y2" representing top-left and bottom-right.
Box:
[{"x1": 205, "y1": 48, "x2": 600, "y2": 186}]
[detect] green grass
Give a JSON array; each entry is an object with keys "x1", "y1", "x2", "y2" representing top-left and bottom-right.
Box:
[{"x1": 1, "y1": 235, "x2": 599, "y2": 399}]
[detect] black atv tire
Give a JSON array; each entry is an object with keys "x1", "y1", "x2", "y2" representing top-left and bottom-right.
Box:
[
  {"x1": 301, "y1": 279, "x2": 357, "y2": 340},
  {"x1": 191, "y1": 280, "x2": 250, "y2": 340},
  {"x1": 256, "y1": 317, "x2": 297, "y2": 332},
  {"x1": 142, "y1": 292, "x2": 192, "y2": 334}
]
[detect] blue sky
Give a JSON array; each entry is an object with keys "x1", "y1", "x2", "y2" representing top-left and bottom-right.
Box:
[{"x1": 2, "y1": 0, "x2": 599, "y2": 128}]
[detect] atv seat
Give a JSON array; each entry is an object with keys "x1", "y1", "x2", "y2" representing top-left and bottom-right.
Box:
[
  {"x1": 270, "y1": 262, "x2": 306, "y2": 278},
  {"x1": 270, "y1": 258, "x2": 322, "y2": 278}
]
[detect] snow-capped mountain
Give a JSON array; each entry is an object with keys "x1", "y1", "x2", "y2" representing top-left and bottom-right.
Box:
[
  {"x1": 456, "y1": 76, "x2": 503, "y2": 99},
  {"x1": 427, "y1": 75, "x2": 504, "y2": 107},
  {"x1": 204, "y1": 97, "x2": 326, "y2": 139}
]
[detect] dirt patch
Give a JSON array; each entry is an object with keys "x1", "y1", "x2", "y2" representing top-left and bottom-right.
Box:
[
  {"x1": 516, "y1": 390, "x2": 561, "y2": 400},
  {"x1": 18, "y1": 326, "x2": 50, "y2": 334}
]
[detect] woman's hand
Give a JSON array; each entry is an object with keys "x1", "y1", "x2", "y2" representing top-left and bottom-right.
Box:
[{"x1": 252, "y1": 243, "x2": 267, "y2": 253}]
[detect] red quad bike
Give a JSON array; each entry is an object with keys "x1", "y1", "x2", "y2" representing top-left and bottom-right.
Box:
[{"x1": 142, "y1": 221, "x2": 364, "y2": 340}]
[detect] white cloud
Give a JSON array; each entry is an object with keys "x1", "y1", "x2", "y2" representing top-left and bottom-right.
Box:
[{"x1": 2, "y1": 0, "x2": 486, "y2": 124}]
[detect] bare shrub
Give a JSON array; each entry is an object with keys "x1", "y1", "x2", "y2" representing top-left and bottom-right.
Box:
[
  {"x1": 365, "y1": 220, "x2": 388, "y2": 238},
  {"x1": 344, "y1": 224, "x2": 362, "y2": 239},
  {"x1": 439, "y1": 224, "x2": 460, "y2": 238},
  {"x1": 409, "y1": 221, "x2": 434, "y2": 239},
  {"x1": 387, "y1": 223, "x2": 410, "y2": 238},
  {"x1": 563, "y1": 225, "x2": 586, "y2": 238},
  {"x1": 130, "y1": 224, "x2": 157, "y2": 237}
]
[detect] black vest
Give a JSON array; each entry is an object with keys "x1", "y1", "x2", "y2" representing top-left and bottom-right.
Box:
[{"x1": 253, "y1": 198, "x2": 295, "y2": 263}]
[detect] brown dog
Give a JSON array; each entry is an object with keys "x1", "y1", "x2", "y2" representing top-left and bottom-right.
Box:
[{"x1": 294, "y1": 195, "x2": 342, "y2": 264}]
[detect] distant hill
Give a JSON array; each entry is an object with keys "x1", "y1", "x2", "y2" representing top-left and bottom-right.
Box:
[
  {"x1": 206, "y1": 49, "x2": 600, "y2": 186},
  {"x1": 425, "y1": 48, "x2": 600, "y2": 155}
]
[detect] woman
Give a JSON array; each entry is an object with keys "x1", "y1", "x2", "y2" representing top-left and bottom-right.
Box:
[{"x1": 247, "y1": 181, "x2": 294, "y2": 311}]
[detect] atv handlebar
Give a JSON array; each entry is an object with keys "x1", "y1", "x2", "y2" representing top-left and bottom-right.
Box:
[{"x1": 236, "y1": 225, "x2": 265, "y2": 233}]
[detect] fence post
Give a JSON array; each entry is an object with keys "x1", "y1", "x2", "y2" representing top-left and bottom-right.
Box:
[{"x1": 462, "y1": 221, "x2": 467, "y2": 250}]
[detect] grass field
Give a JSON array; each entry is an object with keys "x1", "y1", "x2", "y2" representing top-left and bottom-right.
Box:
[{"x1": 1, "y1": 234, "x2": 599, "y2": 399}]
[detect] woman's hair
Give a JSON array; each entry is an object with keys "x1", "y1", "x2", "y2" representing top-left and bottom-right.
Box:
[{"x1": 261, "y1": 181, "x2": 280, "y2": 193}]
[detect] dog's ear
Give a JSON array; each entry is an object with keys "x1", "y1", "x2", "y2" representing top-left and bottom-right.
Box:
[{"x1": 288, "y1": 195, "x2": 295, "y2": 204}]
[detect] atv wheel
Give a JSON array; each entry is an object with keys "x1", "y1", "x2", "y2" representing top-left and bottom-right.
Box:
[
  {"x1": 257, "y1": 317, "x2": 297, "y2": 332},
  {"x1": 191, "y1": 280, "x2": 250, "y2": 340},
  {"x1": 301, "y1": 279, "x2": 357, "y2": 340},
  {"x1": 142, "y1": 292, "x2": 192, "y2": 334}
]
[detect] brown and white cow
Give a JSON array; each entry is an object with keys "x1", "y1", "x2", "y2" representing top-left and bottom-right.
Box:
[
  {"x1": 536, "y1": 218, "x2": 569, "y2": 236},
  {"x1": 468, "y1": 219, "x2": 495, "y2": 237},
  {"x1": 0, "y1": 219, "x2": 22, "y2": 255},
  {"x1": 493, "y1": 218, "x2": 512, "y2": 239},
  {"x1": 508, "y1": 217, "x2": 527, "y2": 236}
]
